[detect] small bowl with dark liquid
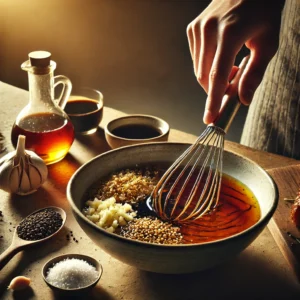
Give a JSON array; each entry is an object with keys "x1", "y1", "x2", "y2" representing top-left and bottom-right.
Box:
[
  {"x1": 104, "y1": 114, "x2": 169, "y2": 149},
  {"x1": 65, "y1": 87, "x2": 104, "y2": 135}
]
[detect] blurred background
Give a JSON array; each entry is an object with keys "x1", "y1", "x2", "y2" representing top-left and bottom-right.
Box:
[{"x1": 0, "y1": 0, "x2": 248, "y2": 142}]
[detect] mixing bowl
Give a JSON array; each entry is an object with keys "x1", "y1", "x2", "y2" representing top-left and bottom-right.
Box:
[{"x1": 67, "y1": 143, "x2": 278, "y2": 274}]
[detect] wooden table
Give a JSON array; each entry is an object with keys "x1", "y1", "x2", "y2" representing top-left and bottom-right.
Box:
[{"x1": 1, "y1": 81, "x2": 300, "y2": 299}]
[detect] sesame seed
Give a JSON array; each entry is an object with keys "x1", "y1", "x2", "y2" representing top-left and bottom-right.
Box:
[
  {"x1": 89, "y1": 168, "x2": 160, "y2": 204},
  {"x1": 120, "y1": 217, "x2": 182, "y2": 245}
]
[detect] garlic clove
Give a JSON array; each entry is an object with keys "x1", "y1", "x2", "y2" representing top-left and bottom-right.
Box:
[
  {"x1": 19, "y1": 166, "x2": 32, "y2": 194},
  {"x1": 0, "y1": 160, "x2": 15, "y2": 193},
  {"x1": 8, "y1": 276, "x2": 31, "y2": 291},
  {"x1": 0, "y1": 150, "x2": 16, "y2": 167},
  {"x1": 28, "y1": 152, "x2": 48, "y2": 182},
  {"x1": 9, "y1": 165, "x2": 21, "y2": 194},
  {"x1": 28, "y1": 164, "x2": 42, "y2": 189}
]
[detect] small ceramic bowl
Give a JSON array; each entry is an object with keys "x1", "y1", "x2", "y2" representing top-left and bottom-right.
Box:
[
  {"x1": 42, "y1": 254, "x2": 103, "y2": 296},
  {"x1": 104, "y1": 114, "x2": 169, "y2": 149}
]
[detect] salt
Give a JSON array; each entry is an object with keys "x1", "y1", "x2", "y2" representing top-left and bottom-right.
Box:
[{"x1": 46, "y1": 258, "x2": 99, "y2": 290}]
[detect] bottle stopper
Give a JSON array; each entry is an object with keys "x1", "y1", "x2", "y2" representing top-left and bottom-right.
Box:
[{"x1": 29, "y1": 51, "x2": 51, "y2": 68}]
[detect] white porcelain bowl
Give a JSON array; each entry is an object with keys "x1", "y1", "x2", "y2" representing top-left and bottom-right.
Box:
[{"x1": 67, "y1": 142, "x2": 278, "y2": 274}]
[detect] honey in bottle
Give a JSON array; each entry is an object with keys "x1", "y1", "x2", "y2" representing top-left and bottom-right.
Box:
[{"x1": 11, "y1": 51, "x2": 74, "y2": 165}]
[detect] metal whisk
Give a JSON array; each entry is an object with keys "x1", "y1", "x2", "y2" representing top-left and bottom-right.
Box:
[{"x1": 147, "y1": 56, "x2": 250, "y2": 223}]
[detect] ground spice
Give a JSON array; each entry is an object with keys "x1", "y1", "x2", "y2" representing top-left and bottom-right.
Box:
[
  {"x1": 17, "y1": 208, "x2": 62, "y2": 241},
  {"x1": 120, "y1": 217, "x2": 183, "y2": 245}
]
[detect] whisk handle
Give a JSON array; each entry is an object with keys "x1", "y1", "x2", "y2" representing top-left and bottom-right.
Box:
[{"x1": 213, "y1": 56, "x2": 250, "y2": 133}]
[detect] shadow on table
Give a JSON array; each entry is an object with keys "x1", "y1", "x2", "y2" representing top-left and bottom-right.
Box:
[
  {"x1": 45, "y1": 127, "x2": 111, "y2": 190},
  {"x1": 136, "y1": 252, "x2": 300, "y2": 300},
  {"x1": 0, "y1": 227, "x2": 69, "y2": 297},
  {"x1": 48, "y1": 285, "x2": 114, "y2": 300},
  {"x1": 11, "y1": 286, "x2": 35, "y2": 300},
  {"x1": 7, "y1": 185, "x2": 69, "y2": 219},
  {"x1": 73, "y1": 126, "x2": 111, "y2": 158},
  {"x1": 47, "y1": 154, "x2": 81, "y2": 190}
]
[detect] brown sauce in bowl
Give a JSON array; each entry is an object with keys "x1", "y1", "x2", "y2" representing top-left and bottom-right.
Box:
[
  {"x1": 180, "y1": 173, "x2": 260, "y2": 244},
  {"x1": 84, "y1": 165, "x2": 260, "y2": 245}
]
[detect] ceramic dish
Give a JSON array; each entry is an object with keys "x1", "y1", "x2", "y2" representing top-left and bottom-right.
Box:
[
  {"x1": 104, "y1": 114, "x2": 169, "y2": 149},
  {"x1": 67, "y1": 142, "x2": 278, "y2": 274},
  {"x1": 42, "y1": 254, "x2": 103, "y2": 295}
]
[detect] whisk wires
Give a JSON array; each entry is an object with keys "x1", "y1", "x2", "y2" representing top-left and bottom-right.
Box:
[{"x1": 151, "y1": 126, "x2": 225, "y2": 222}]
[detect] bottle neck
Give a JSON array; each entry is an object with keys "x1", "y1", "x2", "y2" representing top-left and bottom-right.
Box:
[{"x1": 28, "y1": 71, "x2": 54, "y2": 106}]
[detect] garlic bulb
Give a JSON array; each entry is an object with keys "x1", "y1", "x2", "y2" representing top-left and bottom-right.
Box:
[{"x1": 0, "y1": 135, "x2": 48, "y2": 195}]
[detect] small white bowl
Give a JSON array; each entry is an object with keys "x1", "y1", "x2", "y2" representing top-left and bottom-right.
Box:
[
  {"x1": 42, "y1": 254, "x2": 103, "y2": 296},
  {"x1": 104, "y1": 114, "x2": 169, "y2": 149}
]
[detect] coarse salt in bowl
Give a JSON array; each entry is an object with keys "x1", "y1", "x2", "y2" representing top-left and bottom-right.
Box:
[{"x1": 42, "y1": 254, "x2": 103, "y2": 295}]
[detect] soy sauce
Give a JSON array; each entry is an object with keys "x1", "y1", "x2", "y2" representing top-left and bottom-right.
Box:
[
  {"x1": 112, "y1": 124, "x2": 161, "y2": 139},
  {"x1": 65, "y1": 99, "x2": 103, "y2": 134},
  {"x1": 65, "y1": 99, "x2": 100, "y2": 114}
]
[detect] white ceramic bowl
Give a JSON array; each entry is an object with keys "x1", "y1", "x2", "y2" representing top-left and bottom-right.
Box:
[
  {"x1": 104, "y1": 114, "x2": 169, "y2": 149},
  {"x1": 67, "y1": 143, "x2": 278, "y2": 274}
]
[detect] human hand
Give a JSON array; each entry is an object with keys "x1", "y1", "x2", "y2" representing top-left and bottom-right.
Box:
[{"x1": 187, "y1": 0, "x2": 285, "y2": 124}]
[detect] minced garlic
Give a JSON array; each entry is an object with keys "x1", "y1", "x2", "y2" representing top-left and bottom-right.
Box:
[{"x1": 83, "y1": 197, "x2": 136, "y2": 233}]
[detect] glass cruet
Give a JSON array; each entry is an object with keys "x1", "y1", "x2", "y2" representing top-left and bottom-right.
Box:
[{"x1": 11, "y1": 51, "x2": 75, "y2": 165}]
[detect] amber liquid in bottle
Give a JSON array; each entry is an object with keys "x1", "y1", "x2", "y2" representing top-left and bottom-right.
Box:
[{"x1": 11, "y1": 113, "x2": 75, "y2": 165}]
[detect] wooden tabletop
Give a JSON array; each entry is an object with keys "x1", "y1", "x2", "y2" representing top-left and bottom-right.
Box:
[{"x1": 1, "y1": 81, "x2": 300, "y2": 299}]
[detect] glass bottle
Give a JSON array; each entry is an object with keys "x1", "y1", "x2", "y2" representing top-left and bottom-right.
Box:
[{"x1": 11, "y1": 51, "x2": 75, "y2": 165}]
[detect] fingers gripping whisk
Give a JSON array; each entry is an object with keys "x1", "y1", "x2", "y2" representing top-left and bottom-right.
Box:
[
  {"x1": 150, "y1": 126, "x2": 225, "y2": 222},
  {"x1": 147, "y1": 56, "x2": 249, "y2": 223}
]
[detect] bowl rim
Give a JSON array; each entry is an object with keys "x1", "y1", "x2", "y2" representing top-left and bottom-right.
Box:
[
  {"x1": 66, "y1": 87, "x2": 104, "y2": 117},
  {"x1": 104, "y1": 114, "x2": 170, "y2": 142},
  {"x1": 67, "y1": 142, "x2": 279, "y2": 249},
  {"x1": 42, "y1": 253, "x2": 103, "y2": 292}
]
